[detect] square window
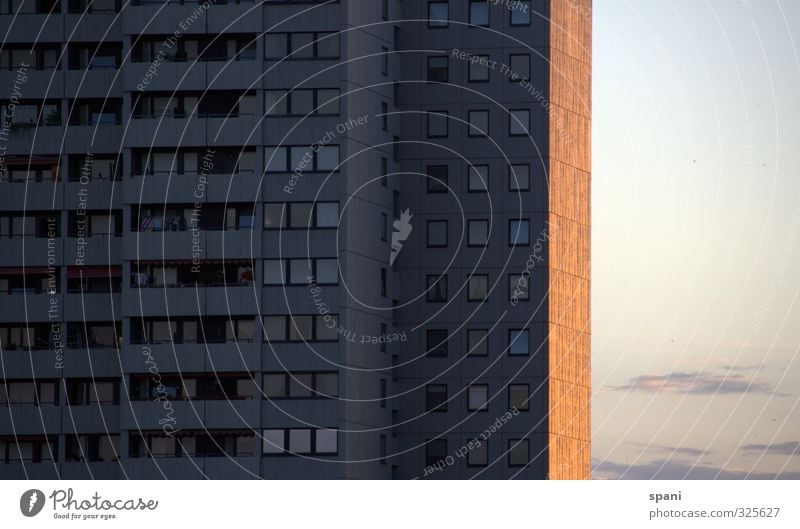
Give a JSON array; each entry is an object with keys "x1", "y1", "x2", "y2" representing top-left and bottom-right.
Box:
[
  {"x1": 289, "y1": 373, "x2": 313, "y2": 398},
  {"x1": 426, "y1": 439, "x2": 447, "y2": 467},
  {"x1": 289, "y1": 259, "x2": 311, "y2": 285},
  {"x1": 264, "y1": 34, "x2": 286, "y2": 59},
  {"x1": 317, "y1": 146, "x2": 339, "y2": 171},
  {"x1": 509, "y1": 163, "x2": 530, "y2": 191},
  {"x1": 469, "y1": 57, "x2": 490, "y2": 82},
  {"x1": 427, "y1": 165, "x2": 448, "y2": 193},
  {"x1": 316, "y1": 429, "x2": 338, "y2": 454},
  {"x1": 263, "y1": 374, "x2": 286, "y2": 398},
  {"x1": 316, "y1": 315, "x2": 339, "y2": 341},
  {"x1": 427, "y1": 111, "x2": 448, "y2": 138},
  {"x1": 468, "y1": 110, "x2": 489, "y2": 136},
  {"x1": 317, "y1": 32, "x2": 340, "y2": 58},
  {"x1": 509, "y1": 109, "x2": 530, "y2": 136},
  {"x1": 509, "y1": 329, "x2": 529, "y2": 356},
  {"x1": 427, "y1": 274, "x2": 448, "y2": 302},
  {"x1": 469, "y1": 1, "x2": 490, "y2": 26},
  {"x1": 291, "y1": 89, "x2": 314, "y2": 115},
  {"x1": 290, "y1": 33, "x2": 314, "y2": 58},
  {"x1": 428, "y1": 2, "x2": 449, "y2": 27},
  {"x1": 510, "y1": 273, "x2": 529, "y2": 301},
  {"x1": 510, "y1": 0, "x2": 531, "y2": 26},
  {"x1": 469, "y1": 164, "x2": 489, "y2": 192},
  {"x1": 315, "y1": 373, "x2": 338, "y2": 398},
  {"x1": 264, "y1": 90, "x2": 288, "y2": 115},
  {"x1": 289, "y1": 429, "x2": 311, "y2": 453},
  {"x1": 288, "y1": 315, "x2": 313, "y2": 341},
  {"x1": 427, "y1": 220, "x2": 448, "y2": 247},
  {"x1": 468, "y1": 384, "x2": 488, "y2": 411},
  {"x1": 263, "y1": 260, "x2": 285, "y2": 285},
  {"x1": 263, "y1": 316, "x2": 287, "y2": 342},
  {"x1": 289, "y1": 203, "x2": 313, "y2": 229},
  {"x1": 381, "y1": 46, "x2": 389, "y2": 75},
  {"x1": 316, "y1": 259, "x2": 338, "y2": 285},
  {"x1": 509, "y1": 384, "x2": 529, "y2": 411},
  {"x1": 317, "y1": 89, "x2": 340, "y2": 115},
  {"x1": 316, "y1": 202, "x2": 339, "y2": 228},
  {"x1": 426, "y1": 329, "x2": 448, "y2": 357},
  {"x1": 467, "y1": 329, "x2": 489, "y2": 356},
  {"x1": 264, "y1": 147, "x2": 287, "y2": 173},
  {"x1": 426, "y1": 384, "x2": 448, "y2": 412},
  {"x1": 509, "y1": 438, "x2": 529, "y2": 466},
  {"x1": 468, "y1": 274, "x2": 489, "y2": 302},
  {"x1": 467, "y1": 439, "x2": 488, "y2": 466},
  {"x1": 509, "y1": 219, "x2": 530, "y2": 246},
  {"x1": 468, "y1": 219, "x2": 489, "y2": 247},
  {"x1": 509, "y1": 54, "x2": 530, "y2": 82},
  {"x1": 262, "y1": 429, "x2": 285, "y2": 454},
  {"x1": 427, "y1": 56, "x2": 449, "y2": 83}
]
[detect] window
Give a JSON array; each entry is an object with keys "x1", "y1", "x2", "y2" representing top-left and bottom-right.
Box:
[
  {"x1": 469, "y1": 57, "x2": 490, "y2": 82},
  {"x1": 467, "y1": 439, "x2": 488, "y2": 466},
  {"x1": 262, "y1": 428, "x2": 338, "y2": 455},
  {"x1": 428, "y1": 2, "x2": 449, "y2": 27},
  {"x1": 468, "y1": 219, "x2": 489, "y2": 247},
  {"x1": 510, "y1": 0, "x2": 531, "y2": 26},
  {"x1": 509, "y1": 438, "x2": 529, "y2": 466},
  {"x1": 382, "y1": 0, "x2": 388, "y2": 19},
  {"x1": 425, "y1": 439, "x2": 447, "y2": 467},
  {"x1": 467, "y1": 329, "x2": 489, "y2": 356},
  {"x1": 381, "y1": 102, "x2": 388, "y2": 130},
  {"x1": 427, "y1": 220, "x2": 448, "y2": 247},
  {"x1": 509, "y1": 163, "x2": 530, "y2": 191},
  {"x1": 263, "y1": 259, "x2": 338, "y2": 286},
  {"x1": 380, "y1": 379, "x2": 387, "y2": 408},
  {"x1": 468, "y1": 110, "x2": 489, "y2": 136},
  {"x1": 263, "y1": 202, "x2": 339, "y2": 229},
  {"x1": 509, "y1": 219, "x2": 530, "y2": 246},
  {"x1": 265, "y1": 32, "x2": 340, "y2": 60},
  {"x1": 510, "y1": 274, "x2": 529, "y2": 301},
  {"x1": 263, "y1": 314, "x2": 338, "y2": 343},
  {"x1": 467, "y1": 274, "x2": 489, "y2": 302},
  {"x1": 426, "y1": 384, "x2": 447, "y2": 412},
  {"x1": 509, "y1": 384, "x2": 529, "y2": 411},
  {"x1": 381, "y1": 212, "x2": 388, "y2": 241},
  {"x1": 469, "y1": 0, "x2": 490, "y2": 26},
  {"x1": 264, "y1": 145, "x2": 339, "y2": 173},
  {"x1": 427, "y1": 111, "x2": 448, "y2": 138},
  {"x1": 427, "y1": 56, "x2": 448, "y2": 83},
  {"x1": 427, "y1": 165, "x2": 448, "y2": 193},
  {"x1": 509, "y1": 54, "x2": 531, "y2": 82},
  {"x1": 468, "y1": 385, "x2": 489, "y2": 411},
  {"x1": 468, "y1": 164, "x2": 489, "y2": 192},
  {"x1": 426, "y1": 329, "x2": 448, "y2": 357},
  {"x1": 263, "y1": 372, "x2": 338, "y2": 399},
  {"x1": 381, "y1": 46, "x2": 389, "y2": 75},
  {"x1": 509, "y1": 109, "x2": 530, "y2": 136},
  {"x1": 426, "y1": 274, "x2": 448, "y2": 302},
  {"x1": 264, "y1": 88, "x2": 340, "y2": 116},
  {"x1": 381, "y1": 268, "x2": 387, "y2": 297},
  {"x1": 509, "y1": 329, "x2": 529, "y2": 356}
]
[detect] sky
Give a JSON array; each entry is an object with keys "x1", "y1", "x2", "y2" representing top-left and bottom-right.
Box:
[{"x1": 592, "y1": 0, "x2": 800, "y2": 478}]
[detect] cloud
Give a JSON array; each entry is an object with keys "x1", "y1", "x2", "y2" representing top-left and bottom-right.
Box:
[
  {"x1": 592, "y1": 458, "x2": 800, "y2": 480},
  {"x1": 626, "y1": 442, "x2": 709, "y2": 457},
  {"x1": 609, "y1": 371, "x2": 787, "y2": 396},
  {"x1": 740, "y1": 441, "x2": 800, "y2": 456}
]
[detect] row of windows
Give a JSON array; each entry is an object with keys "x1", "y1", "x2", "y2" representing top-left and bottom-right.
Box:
[
  {"x1": 426, "y1": 163, "x2": 532, "y2": 193},
  {"x1": 425, "y1": 437, "x2": 530, "y2": 468},
  {"x1": 428, "y1": 53, "x2": 531, "y2": 83},
  {"x1": 427, "y1": 109, "x2": 531, "y2": 138},
  {"x1": 426, "y1": 328, "x2": 530, "y2": 357},
  {"x1": 428, "y1": 0, "x2": 532, "y2": 28},
  {"x1": 424, "y1": 273, "x2": 531, "y2": 303},
  {"x1": 426, "y1": 218, "x2": 532, "y2": 247},
  {"x1": 425, "y1": 383, "x2": 531, "y2": 413}
]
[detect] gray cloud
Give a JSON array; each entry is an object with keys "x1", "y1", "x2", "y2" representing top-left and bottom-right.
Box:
[
  {"x1": 592, "y1": 458, "x2": 800, "y2": 480},
  {"x1": 626, "y1": 442, "x2": 709, "y2": 457},
  {"x1": 740, "y1": 441, "x2": 800, "y2": 456},
  {"x1": 609, "y1": 371, "x2": 787, "y2": 396}
]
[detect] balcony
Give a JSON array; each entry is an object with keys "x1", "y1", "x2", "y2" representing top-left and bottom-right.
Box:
[
  {"x1": 124, "y1": 230, "x2": 256, "y2": 261},
  {"x1": 123, "y1": 399, "x2": 258, "y2": 431},
  {"x1": 0, "y1": 405, "x2": 61, "y2": 435},
  {"x1": 121, "y1": 455, "x2": 260, "y2": 479},
  {"x1": 122, "y1": 342, "x2": 260, "y2": 373},
  {"x1": 122, "y1": 1, "x2": 261, "y2": 35},
  {"x1": 61, "y1": 405, "x2": 120, "y2": 433}
]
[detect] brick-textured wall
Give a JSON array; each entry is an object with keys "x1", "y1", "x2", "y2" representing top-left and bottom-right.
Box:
[{"x1": 547, "y1": 0, "x2": 592, "y2": 480}]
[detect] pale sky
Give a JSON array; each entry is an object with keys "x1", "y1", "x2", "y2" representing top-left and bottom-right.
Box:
[{"x1": 592, "y1": 0, "x2": 800, "y2": 478}]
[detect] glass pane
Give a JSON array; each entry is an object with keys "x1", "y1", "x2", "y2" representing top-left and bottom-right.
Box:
[
  {"x1": 315, "y1": 373, "x2": 338, "y2": 398},
  {"x1": 262, "y1": 429, "x2": 284, "y2": 453},
  {"x1": 316, "y1": 429, "x2": 337, "y2": 453},
  {"x1": 509, "y1": 329, "x2": 529, "y2": 356},
  {"x1": 264, "y1": 90, "x2": 288, "y2": 115},
  {"x1": 289, "y1": 429, "x2": 311, "y2": 453},
  {"x1": 509, "y1": 164, "x2": 530, "y2": 190},
  {"x1": 428, "y1": 2, "x2": 449, "y2": 26},
  {"x1": 316, "y1": 146, "x2": 339, "y2": 171},
  {"x1": 288, "y1": 316, "x2": 313, "y2": 341},
  {"x1": 264, "y1": 147, "x2": 287, "y2": 172},
  {"x1": 467, "y1": 329, "x2": 488, "y2": 356},
  {"x1": 263, "y1": 260, "x2": 285, "y2": 285},
  {"x1": 469, "y1": 165, "x2": 489, "y2": 191},
  {"x1": 317, "y1": 89, "x2": 340, "y2": 115},
  {"x1": 470, "y1": 2, "x2": 490, "y2": 26},
  {"x1": 288, "y1": 373, "x2": 313, "y2": 398},
  {"x1": 289, "y1": 203, "x2": 313, "y2": 228},
  {"x1": 290, "y1": 89, "x2": 314, "y2": 115},
  {"x1": 468, "y1": 386, "x2": 488, "y2": 410},
  {"x1": 263, "y1": 316, "x2": 287, "y2": 342},
  {"x1": 264, "y1": 203, "x2": 286, "y2": 228},
  {"x1": 316, "y1": 315, "x2": 338, "y2": 341},
  {"x1": 316, "y1": 259, "x2": 338, "y2": 284},
  {"x1": 316, "y1": 202, "x2": 339, "y2": 227},
  {"x1": 263, "y1": 374, "x2": 286, "y2": 398},
  {"x1": 290, "y1": 33, "x2": 314, "y2": 58},
  {"x1": 316, "y1": 32, "x2": 339, "y2": 58}
]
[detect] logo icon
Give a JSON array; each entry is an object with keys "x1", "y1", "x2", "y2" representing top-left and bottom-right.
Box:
[
  {"x1": 390, "y1": 209, "x2": 413, "y2": 266},
  {"x1": 20, "y1": 489, "x2": 45, "y2": 517}
]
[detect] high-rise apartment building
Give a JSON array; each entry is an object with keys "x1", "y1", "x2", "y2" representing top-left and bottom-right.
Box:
[{"x1": 0, "y1": 0, "x2": 590, "y2": 479}]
